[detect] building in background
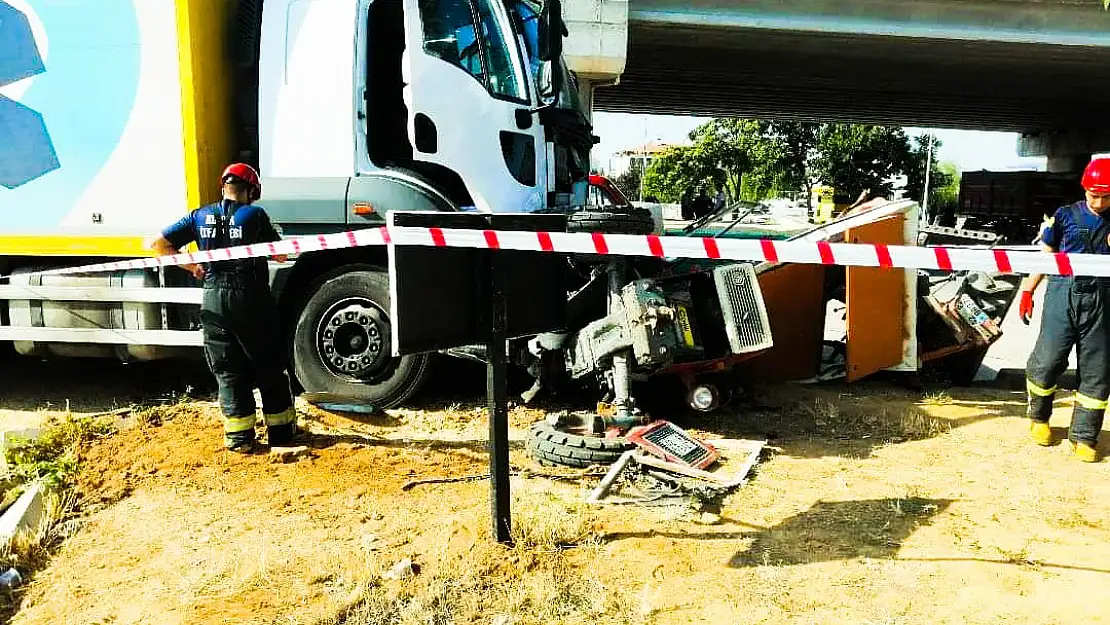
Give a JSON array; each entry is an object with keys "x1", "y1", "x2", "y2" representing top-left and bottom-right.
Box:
[{"x1": 601, "y1": 142, "x2": 673, "y2": 177}]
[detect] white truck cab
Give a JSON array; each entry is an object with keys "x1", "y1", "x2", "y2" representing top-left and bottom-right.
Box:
[{"x1": 256, "y1": 0, "x2": 593, "y2": 231}]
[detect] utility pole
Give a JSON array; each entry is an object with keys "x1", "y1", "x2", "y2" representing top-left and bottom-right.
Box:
[
  {"x1": 921, "y1": 134, "x2": 935, "y2": 223},
  {"x1": 639, "y1": 118, "x2": 648, "y2": 202}
]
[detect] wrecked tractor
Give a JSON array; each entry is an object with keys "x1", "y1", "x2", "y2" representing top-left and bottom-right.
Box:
[{"x1": 514, "y1": 209, "x2": 775, "y2": 469}]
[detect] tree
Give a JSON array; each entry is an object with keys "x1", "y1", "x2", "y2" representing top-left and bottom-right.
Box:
[
  {"x1": 747, "y1": 120, "x2": 819, "y2": 202},
  {"x1": 935, "y1": 160, "x2": 961, "y2": 211},
  {"x1": 686, "y1": 118, "x2": 755, "y2": 199},
  {"x1": 903, "y1": 134, "x2": 961, "y2": 222},
  {"x1": 641, "y1": 144, "x2": 719, "y2": 203},
  {"x1": 640, "y1": 119, "x2": 819, "y2": 203},
  {"x1": 612, "y1": 161, "x2": 643, "y2": 202},
  {"x1": 641, "y1": 117, "x2": 933, "y2": 208},
  {"x1": 812, "y1": 124, "x2": 915, "y2": 201}
]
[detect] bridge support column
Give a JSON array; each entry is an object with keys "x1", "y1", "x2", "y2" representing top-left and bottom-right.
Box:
[
  {"x1": 1019, "y1": 127, "x2": 1110, "y2": 173},
  {"x1": 564, "y1": 0, "x2": 629, "y2": 96},
  {"x1": 574, "y1": 75, "x2": 622, "y2": 124},
  {"x1": 1046, "y1": 153, "x2": 1092, "y2": 174}
]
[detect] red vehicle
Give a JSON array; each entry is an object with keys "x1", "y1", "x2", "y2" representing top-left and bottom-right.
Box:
[{"x1": 588, "y1": 174, "x2": 635, "y2": 209}]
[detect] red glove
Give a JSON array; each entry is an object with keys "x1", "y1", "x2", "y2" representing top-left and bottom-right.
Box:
[{"x1": 1019, "y1": 290, "x2": 1034, "y2": 325}]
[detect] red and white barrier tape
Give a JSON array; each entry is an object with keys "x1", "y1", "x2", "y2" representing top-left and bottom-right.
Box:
[{"x1": 29, "y1": 226, "x2": 1108, "y2": 277}]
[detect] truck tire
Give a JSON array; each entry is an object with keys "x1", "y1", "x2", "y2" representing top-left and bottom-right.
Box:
[
  {"x1": 292, "y1": 268, "x2": 431, "y2": 408},
  {"x1": 526, "y1": 420, "x2": 634, "y2": 468},
  {"x1": 566, "y1": 209, "x2": 656, "y2": 236}
]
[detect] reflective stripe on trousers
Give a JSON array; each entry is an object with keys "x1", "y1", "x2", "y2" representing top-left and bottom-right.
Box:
[
  {"x1": 200, "y1": 282, "x2": 295, "y2": 447},
  {"x1": 264, "y1": 408, "x2": 297, "y2": 427},
  {"x1": 223, "y1": 414, "x2": 257, "y2": 434},
  {"x1": 1025, "y1": 277, "x2": 1110, "y2": 444}
]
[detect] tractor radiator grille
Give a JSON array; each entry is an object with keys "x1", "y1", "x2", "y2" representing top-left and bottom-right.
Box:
[{"x1": 713, "y1": 263, "x2": 774, "y2": 354}]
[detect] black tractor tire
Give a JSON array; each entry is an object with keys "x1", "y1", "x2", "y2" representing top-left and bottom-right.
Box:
[
  {"x1": 526, "y1": 419, "x2": 634, "y2": 468},
  {"x1": 566, "y1": 209, "x2": 656, "y2": 236},
  {"x1": 292, "y1": 267, "x2": 431, "y2": 409}
]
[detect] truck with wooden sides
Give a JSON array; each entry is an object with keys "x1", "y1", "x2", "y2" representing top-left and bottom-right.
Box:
[{"x1": 940, "y1": 170, "x2": 1079, "y2": 243}]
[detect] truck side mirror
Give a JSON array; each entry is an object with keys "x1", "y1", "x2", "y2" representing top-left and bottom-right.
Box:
[
  {"x1": 539, "y1": 0, "x2": 563, "y2": 61},
  {"x1": 538, "y1": 61, "x2": 556, "y2": 105}
]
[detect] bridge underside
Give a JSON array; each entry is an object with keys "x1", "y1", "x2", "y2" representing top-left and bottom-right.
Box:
[{"x1": 593, "y1": 23, "x2": 1110, "y2": 133}]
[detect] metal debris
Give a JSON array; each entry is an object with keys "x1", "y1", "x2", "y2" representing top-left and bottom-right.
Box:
[{"x1": 586, "y1": 438, "x2": 765, "y2": 505}]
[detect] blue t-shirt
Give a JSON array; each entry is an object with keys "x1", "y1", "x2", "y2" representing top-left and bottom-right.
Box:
[
  {"x1": 1039, "y1": 201, "x2": 1110, "y2": 255},
  {"x1": 161, "y1": 200, "x2": 281, "y2": 285}
]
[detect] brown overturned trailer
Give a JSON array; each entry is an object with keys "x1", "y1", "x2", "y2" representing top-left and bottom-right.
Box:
[
  {"x1": 732, "y1": 199, "x2": 1022, "y2": 388},
  {"x1": 526, "y1": 199, "x2": 1023, "y2": 469}
]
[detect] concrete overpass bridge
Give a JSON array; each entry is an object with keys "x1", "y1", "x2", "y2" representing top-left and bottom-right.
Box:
[{"x1": 564, "y1": 0, "x2": 1110, "y2": 169}]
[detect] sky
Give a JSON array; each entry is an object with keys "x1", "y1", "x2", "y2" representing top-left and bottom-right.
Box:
[{"x1": 591, "y1": 112, "x2": 1048, "y2": 174}]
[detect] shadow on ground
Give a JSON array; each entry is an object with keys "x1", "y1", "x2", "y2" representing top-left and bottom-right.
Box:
[
  {"x1": 294, "y1": 429, "x2": 527, "y2": 455},
  {"x1": 0, "y1": 351, "x2": 550, "y2": 418},
  {"x1": 600, "y1": 497, "x2": 954, "y2": 568},
  {"x1": 0, "y1": 355, "x2": 214, "y2": 413},
  {"x1": 661, "y1": 377, "x2": 1034, "y2": 461},
  {"x1": 727, "y1": 497, "x2": 953, "y2": 567}
]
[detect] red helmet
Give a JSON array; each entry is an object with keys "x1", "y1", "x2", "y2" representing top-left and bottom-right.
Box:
[
  {"x1": 221, "y1": 163, "x2": 262, "y2": 200},
  {"x1": 1081, "y1": 158, "x2": 1110, "y2": 194}
]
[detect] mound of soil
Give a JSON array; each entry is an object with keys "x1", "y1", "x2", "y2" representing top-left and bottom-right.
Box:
[{"x1": 16, "y1": 406, "x2": 496, "y2": 625}]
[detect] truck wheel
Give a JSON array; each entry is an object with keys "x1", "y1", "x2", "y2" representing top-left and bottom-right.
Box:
[
  {"x1": 293, "y1": 268, "x2": 431, "y2": 408},
  {"x1": 566, "y1": 209, "x2": 656, "y2": 236},
  {"x1": 526, "y1": 420, "x2": 634, "y2": 468}
]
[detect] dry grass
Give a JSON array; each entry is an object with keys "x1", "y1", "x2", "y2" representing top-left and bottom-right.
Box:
[
  {"x1": 509, "y1": 489, "x2": 598, "y2": 550},
  {"x1": 897, "y1": 409, "x2": 952, "y2": 439},
  {"x1": 921, "y1": 391, "x2": 954, "y2": 406},
  {"x1": 11, "y1": 380, "x2": 1110, "y2": 624},
  {"x1": 764, "y1": 394, "x2": 954, "y2": 443},
  {"x1": 325, "y1": 549, "x2": 637, "y2": 625},
  {"x1": 0, "y1": 490, "x2": 78, "y2": 573},
  {"x1": 319, "y1": 488, "x2": 633, "y2": 625},
  {"x1": 0, "y1": 489, "x2": 79, "y2": 622}
]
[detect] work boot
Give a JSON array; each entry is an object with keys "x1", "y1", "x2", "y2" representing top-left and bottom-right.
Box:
[
  {"x1": 267, "y1": 423, "x2": 298, "y2": 447},
  {"x1": 1030, "y1": 420, "x2": 1053, "y2": 446},
  {"x1": 226, "y1": 438, "x2": 255, "y2": 454},
  {"x1": 264, "y1": 407, "x2": 299, "y2": 446},
  {"x1": 1070, "y1": 440, "x2": 1100, "y2": 463}
]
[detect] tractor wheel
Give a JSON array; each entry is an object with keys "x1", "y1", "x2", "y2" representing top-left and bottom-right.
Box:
[
  {"x1": 526, "y1": 419, "x2": 634, "y2": 468},
  {"x1": 566, "y1": 209, "x2": 656, "y2": 236}
]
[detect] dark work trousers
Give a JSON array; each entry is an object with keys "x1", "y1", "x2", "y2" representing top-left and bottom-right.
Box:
[
  {"x1": 1026, "y1": 276, "x2": 1110, "y2": 445},
  {"x1": 200, "y1": 279, "x2": 296, "y2": 448}
]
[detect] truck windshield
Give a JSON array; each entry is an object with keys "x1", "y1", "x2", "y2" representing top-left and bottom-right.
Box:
[
  {"x1": 421, "y1": 0, "x2": 529, "y2": 102},
  {"x1": 507, "y1": 1, "x2": 585, "y2": 116},
  {"x1": 508, "y1": 0, "x2": 543, "y2": 79}
]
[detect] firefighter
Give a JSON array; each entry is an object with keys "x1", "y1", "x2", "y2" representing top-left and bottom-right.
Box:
[
  {"x1": 1020, "y1": 157, "x2": 1110, "y2": 462},
  {"x1": 151, "y1": 163, "x2": 297, "y2": 453}
]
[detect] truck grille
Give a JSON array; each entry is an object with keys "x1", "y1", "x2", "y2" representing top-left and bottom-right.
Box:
[{"x1": 712, "y1": 263, "x2": 773, "y2": 354}]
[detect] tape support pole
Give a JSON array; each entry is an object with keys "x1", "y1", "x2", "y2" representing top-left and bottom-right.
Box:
[{"x1": 25, "y1": 226, "x2": 1107, "y2": 278}]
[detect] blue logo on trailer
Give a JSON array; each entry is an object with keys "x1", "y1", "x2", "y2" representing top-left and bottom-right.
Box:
[
  {"x1": 0, "y1": 1, "x2": 57, "y2": 188},
  {"x1": 0, "y1": 0, "x2": 139, "y2": 227}
]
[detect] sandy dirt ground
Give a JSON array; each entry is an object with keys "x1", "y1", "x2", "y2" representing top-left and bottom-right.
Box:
[{"x1": 2, "y1": 356, "x2": 1110, "y2": 625}]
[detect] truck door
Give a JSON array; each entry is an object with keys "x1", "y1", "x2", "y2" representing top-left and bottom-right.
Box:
[{"x1": 401, "y1": 0, "x2": 546, "y2": 213}]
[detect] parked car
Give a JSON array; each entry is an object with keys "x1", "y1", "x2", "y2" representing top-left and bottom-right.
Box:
[{"x1": 587, "y1": 175, "x2": 663, "y2": 233}]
